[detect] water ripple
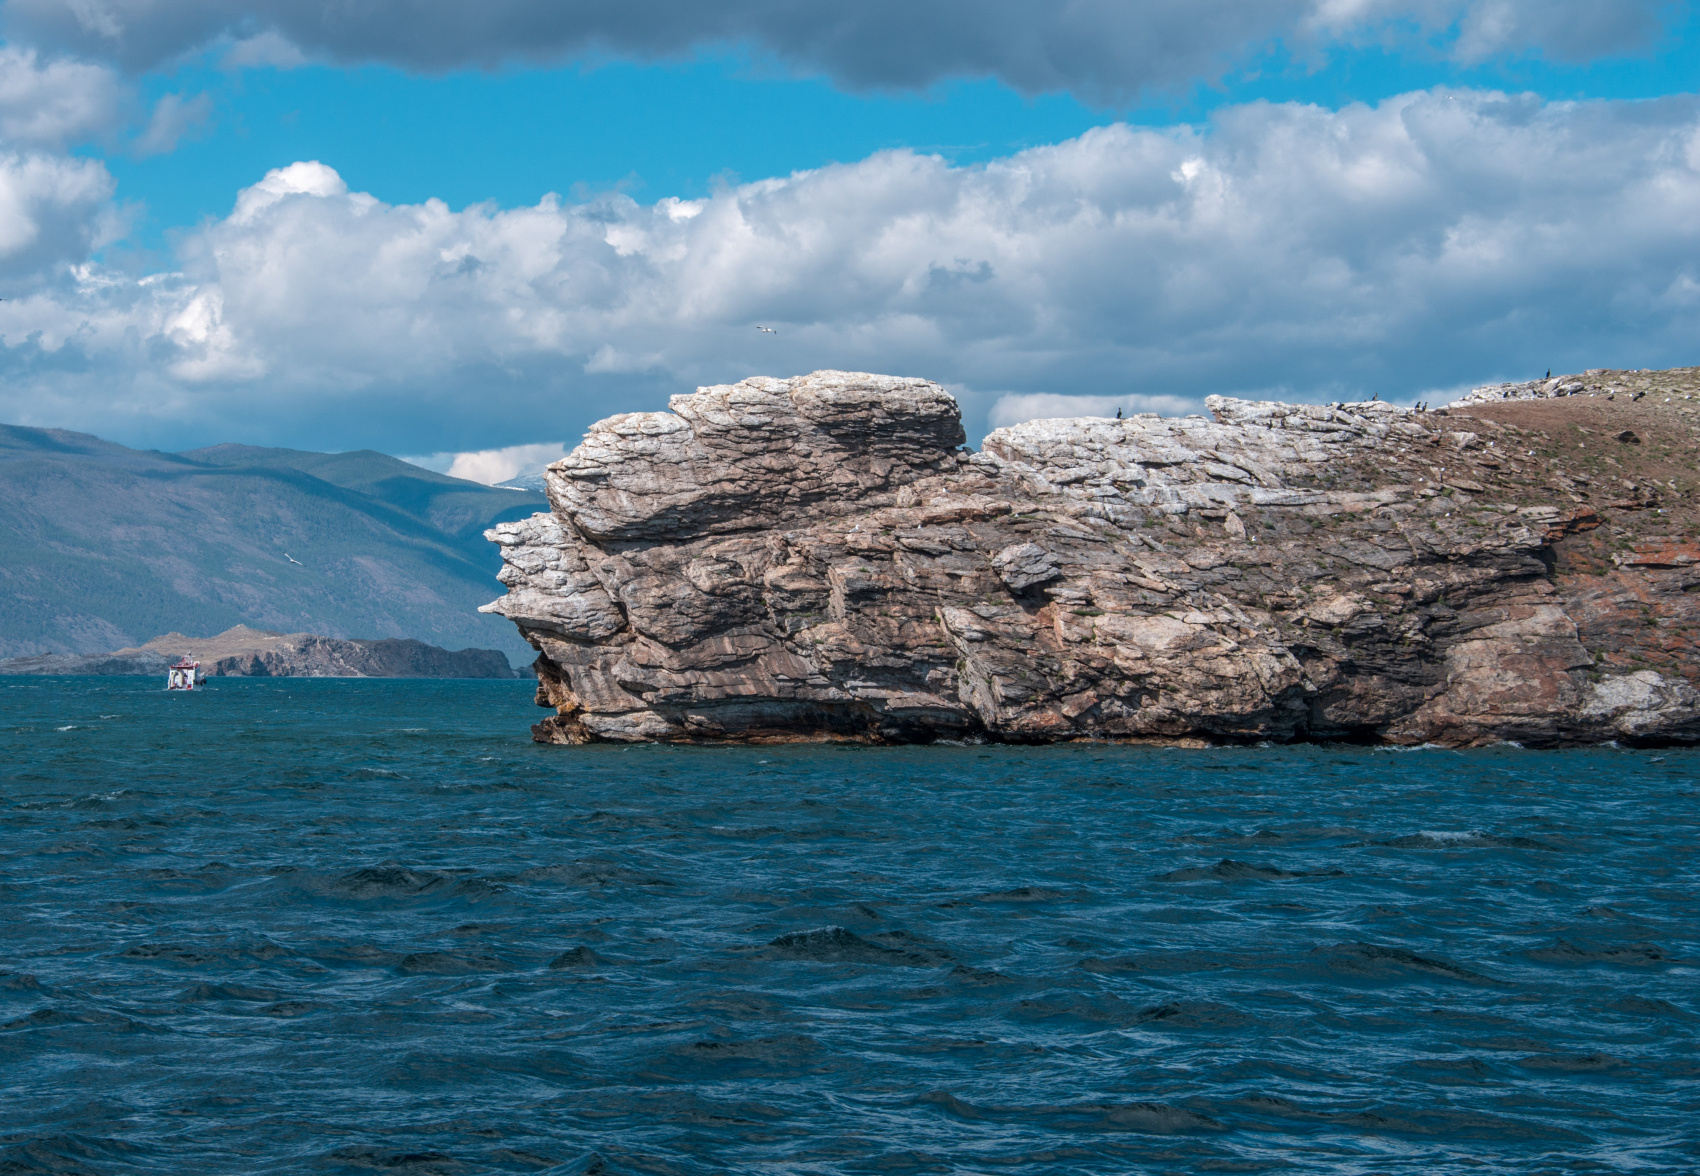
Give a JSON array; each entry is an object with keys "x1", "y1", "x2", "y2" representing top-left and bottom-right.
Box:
[{"x1": 1, "y1": 677, "x2": 1695, "y2": 1173}]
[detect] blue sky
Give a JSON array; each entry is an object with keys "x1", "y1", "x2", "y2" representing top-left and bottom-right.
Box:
[
  {"x1": 1, "y1": 0, "x2": 1698, "y2": 473},
  {"x1": 106, "y1": 16, "x2": 1700, "y2": 246}
]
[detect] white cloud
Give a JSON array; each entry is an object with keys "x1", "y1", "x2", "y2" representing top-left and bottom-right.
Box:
[
  {"x1": 229, "y1": 159, "x2": 353, "y2": 222},
  {"x1": 0, "y1": 0, "x2": 1672, "y2": 98},
  {"x1": 0, "y1": 147, "x2": 117, "y2": 280},
  {"x1": 407, "y1": 441, "x2": 570, "y2": 486},
  {"x1": 132, "y1": 90, "x2": 211, "y2": 157},
  {"x1": 1308, "y1": 0, "x2": 1662, "y2": 61},
  {"x1": 0, "y1": 46, "x2": 124, "y2": 148},
  {"x1": 2, "y1": 88, "x2": 1700, "y2": 452},
  {"x1": 221, "y1": 30, "x2": 308, "y2": 69}
]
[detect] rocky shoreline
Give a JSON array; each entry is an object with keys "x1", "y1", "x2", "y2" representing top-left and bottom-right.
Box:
[{"x1": 483, "y1": 369, "x2": 1700, "y2": 747}]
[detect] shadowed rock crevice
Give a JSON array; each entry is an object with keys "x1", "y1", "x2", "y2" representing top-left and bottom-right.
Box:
[{"x1": 484, "y1": 369, "x2": 1700, "y2": 747}]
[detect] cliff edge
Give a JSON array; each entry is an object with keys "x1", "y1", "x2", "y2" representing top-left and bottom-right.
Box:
[{"x1": 483, "y1": 369, "x2": 1700, "y2": 747}]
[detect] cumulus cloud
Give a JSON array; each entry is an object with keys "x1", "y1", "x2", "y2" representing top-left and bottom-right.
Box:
[
  {"x1": 0, "y1": 0, "x2": 1673, "y2": 98},
  {"x1": 0, "y1": 45, "x2": 124, "y2": 147},
  {"x1": 407, "y1": 441, "x2": 571, "y2": 486},
  {"x1": 0, "y1": 148, "x2": 117, "y2": 282},
  {"x1": 2, "y1": 88, "x2": 1699, "y2": 450}
]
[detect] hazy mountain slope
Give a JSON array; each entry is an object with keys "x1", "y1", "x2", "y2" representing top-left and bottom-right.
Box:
[
  {"x1": 0, "y1": 425, "x2": 546, "y2": 658},
  {"x1": 179, "y1": 444, "x2": 532, "y2": 544}
]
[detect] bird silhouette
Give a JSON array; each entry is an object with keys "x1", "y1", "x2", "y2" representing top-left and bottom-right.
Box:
[
  {"x1": 756, "y1": 326, "x2": 777, "y2": 335},
  {"x1": 285, "y1": 553, "x2": 304, "y2": 566}
]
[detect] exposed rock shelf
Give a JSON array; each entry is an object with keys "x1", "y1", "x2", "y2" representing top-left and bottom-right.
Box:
[{"x1": 483, "y1": 370, "x2": 1700, "y2": 747}]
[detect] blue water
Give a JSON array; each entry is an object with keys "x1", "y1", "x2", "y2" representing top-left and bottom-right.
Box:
[{"x1": 2, "y1": 678, "x2": 1696, "y2": 1175}]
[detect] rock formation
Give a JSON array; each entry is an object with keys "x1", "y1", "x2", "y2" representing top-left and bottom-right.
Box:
[
  {"x1": 0, "y1": 652, "x2": 174, "y2": 676},
  {"x1": 0, "y1": 625, "x2": 520, "y2": 678},
  {"x1": 483, "y1": 369, "x2": 1700, "y2": 747}
]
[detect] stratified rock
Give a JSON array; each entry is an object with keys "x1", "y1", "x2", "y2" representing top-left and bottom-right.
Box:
[
  {"x1": 483, "y1": 369, "x2": 1700, "y2": 748},
  {"x1": 991, "y1": 543, "x2": 1061, "y2": 591}
]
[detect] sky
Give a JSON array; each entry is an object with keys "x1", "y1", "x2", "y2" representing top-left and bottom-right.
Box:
[{"x1": 0, "y1": 1, "x2": 1698, "y2": 483}]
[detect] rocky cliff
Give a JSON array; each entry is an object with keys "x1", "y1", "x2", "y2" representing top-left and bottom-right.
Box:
[{"x1": 483, "y1": 369, "x2": 1700, "y2": 747}]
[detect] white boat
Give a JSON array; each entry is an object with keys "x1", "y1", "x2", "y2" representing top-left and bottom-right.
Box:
[{"x1": 166, "y1": 657, "x2": 202, "y2": 690}]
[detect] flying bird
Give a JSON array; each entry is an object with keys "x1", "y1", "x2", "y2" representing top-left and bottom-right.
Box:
[
  {"x1": 285, "y1": 553, "x2": 304, "y2": 566},
  {"x1": 756, "y1": 326, "x2": 777, "y2": 334}
]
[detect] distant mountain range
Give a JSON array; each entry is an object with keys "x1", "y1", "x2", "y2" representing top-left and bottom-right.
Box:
[
  {"x1": 0, "y1": 625, "x2": 521, "y2": 678},
  {"x1": 0, "y1": 424, "x2": 550, "y2": 660}
]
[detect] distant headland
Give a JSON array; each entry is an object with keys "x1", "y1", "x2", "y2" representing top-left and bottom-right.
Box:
[
  {"x1": 0, "y1": 625, "x2": 520, "y2": 679},
  {"x1": 483, "y1": 368, "x2": 1700, "y2": 747},
  {"x1": 0, "y1": 426, "x2": 543, "y2": 663}
]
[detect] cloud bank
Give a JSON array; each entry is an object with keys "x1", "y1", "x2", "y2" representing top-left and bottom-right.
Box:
[
  {"x1": 1, "y1": 0, "x2": 1672, "y2": 98},
  {"x1": 1, "y1": 88, "x2": 1698, "y2": 450}
]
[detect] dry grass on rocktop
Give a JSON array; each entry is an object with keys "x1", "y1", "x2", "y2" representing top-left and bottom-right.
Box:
[
  {"x1": 1454, "y1": 368, "x2": 1700, "y2": 547},
  {"x1": 1454, "y1": 368, "x2": 1700, "y2": 681}
]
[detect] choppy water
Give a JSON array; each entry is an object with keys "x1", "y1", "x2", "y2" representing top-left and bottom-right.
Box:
[{"x1": 3, "y1": 677, "x2": 1697, "y2": 1174}]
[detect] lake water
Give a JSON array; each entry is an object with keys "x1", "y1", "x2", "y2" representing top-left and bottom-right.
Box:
[{"x1": 2, "y1": 677, "x2": 1696, "y2": 1174}]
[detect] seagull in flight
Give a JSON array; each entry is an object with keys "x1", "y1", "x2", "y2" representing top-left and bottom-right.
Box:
[
  {"x1": 756, "y1": 325, "x2": 777, "y2": 335},
  {"x1": 285, "y1": 553, "x2": 304, "y2": 566}
]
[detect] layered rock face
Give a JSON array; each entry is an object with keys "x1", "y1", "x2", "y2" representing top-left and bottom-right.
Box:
[{"x1": 484, "y1": 370, "x2": 1700, "y2": 747}]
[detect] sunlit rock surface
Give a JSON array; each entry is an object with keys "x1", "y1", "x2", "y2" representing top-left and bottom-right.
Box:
[{"x1": 485, "y1": 369, "x2": 1700, "y2": 747}]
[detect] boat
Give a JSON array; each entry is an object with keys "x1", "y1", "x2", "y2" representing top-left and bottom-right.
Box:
[{"x1": 166, "y1": 657, "x2": 202, "y2": 690}]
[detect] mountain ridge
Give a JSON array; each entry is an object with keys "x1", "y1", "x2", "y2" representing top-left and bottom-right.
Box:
[
  {"x1": 0, "y1": 623, "x2": 520, "y2": 678},
  {"x1": 0, "y1": 424, "x2": 545, "y2": 659}
]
